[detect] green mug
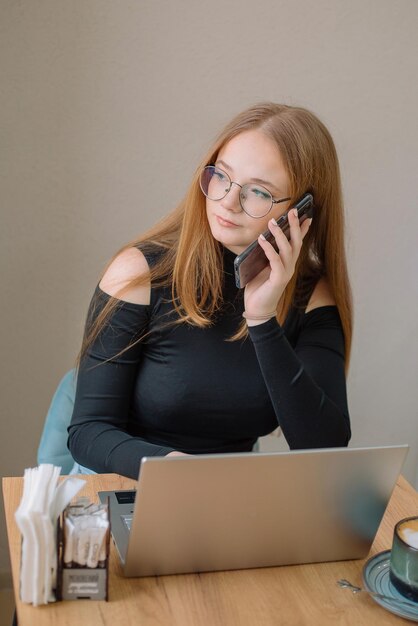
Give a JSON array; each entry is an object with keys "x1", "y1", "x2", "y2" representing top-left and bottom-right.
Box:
[{"x1": 390, "y1": 516, "x2": 418, "y2": 601}]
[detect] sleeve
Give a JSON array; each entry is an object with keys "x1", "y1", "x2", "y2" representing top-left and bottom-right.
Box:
[
  {"x1": 248, "y1": 306, "x2": 351, "y2": 449},
  {"x1": 67, "y1": 290, "x2": 174, "y2": 479}
]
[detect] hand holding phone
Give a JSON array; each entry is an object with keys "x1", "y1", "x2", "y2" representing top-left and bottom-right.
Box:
[{"x1": 233, "y1": 193, "x2": 314, "y2": 289}]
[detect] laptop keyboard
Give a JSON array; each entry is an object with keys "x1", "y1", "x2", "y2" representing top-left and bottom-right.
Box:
[
  {"x1": 115, "y1": 490, "x2": 136, "y2": 504},
  {"x1": 114, "y1": 491, "x2": 136, "y2": 532}
]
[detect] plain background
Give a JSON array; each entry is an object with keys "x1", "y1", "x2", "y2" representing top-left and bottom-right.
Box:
[{"x1": 1, "y1": 0, "x2": 417, "y2": 582}]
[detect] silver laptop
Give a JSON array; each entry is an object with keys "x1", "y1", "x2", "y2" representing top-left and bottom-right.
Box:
[{"x1": 98, "y1": 445, "x2": 408, "y2": 577}]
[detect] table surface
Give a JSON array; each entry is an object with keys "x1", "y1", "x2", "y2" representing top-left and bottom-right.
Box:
[{"x1": 4, "y1": 472, "x2": 418, "y2": 626}]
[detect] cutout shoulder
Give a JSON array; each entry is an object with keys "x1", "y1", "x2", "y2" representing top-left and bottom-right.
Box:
[
  {"x1": 305, "y1": 277, "x2": 336, "y2": 313},
  {"x1": 99, "y1": 247, "x2": 151, "y2": 305}
]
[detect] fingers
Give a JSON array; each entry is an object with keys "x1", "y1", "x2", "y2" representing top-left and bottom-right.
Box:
[
  {"x1": 300, "y1": 215, "x2": 313, "y2": 239},
  {"x1": 258, "y1": 210, "x2": 312, "y2": 277},
  {"x1": 285, "y1": 208, "x2": 300, "y2": 246},
  {"x1": 167, "y1": 450, "x2": 190, "y2": 457},
  {"x1": 257, "y1": 223, "x2": 289, "y2": 283},
  {"x1": 270, "y1": 209, "x2": 312, "y2": 248},
  {"x1": 245, "y1": 211, "x2": 313, "y2": 315}
]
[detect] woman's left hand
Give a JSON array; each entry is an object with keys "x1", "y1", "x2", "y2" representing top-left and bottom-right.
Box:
[{"x1": 244, "y1": 209, "x2": 312, "y2": 325}]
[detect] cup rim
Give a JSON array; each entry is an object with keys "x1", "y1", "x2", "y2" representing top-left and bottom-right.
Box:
[{"x1": 394, "y1": 516, "x2": 418, "y2": 552}]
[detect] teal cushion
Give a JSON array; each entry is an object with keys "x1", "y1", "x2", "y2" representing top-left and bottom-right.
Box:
[{"x1": 37, "y1": 369, "x2": 77, "y2": 474}]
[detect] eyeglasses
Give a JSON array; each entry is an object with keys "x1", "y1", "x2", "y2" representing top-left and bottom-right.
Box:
[{"x1": 199, "y1": 165, "x2": 291, "y2": 219}]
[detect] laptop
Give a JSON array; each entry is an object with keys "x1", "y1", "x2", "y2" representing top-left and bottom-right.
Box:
[{"x1": 98, "y1": 445, "x2": 408, "y2": 577}]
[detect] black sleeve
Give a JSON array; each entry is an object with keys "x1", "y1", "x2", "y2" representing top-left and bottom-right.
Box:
[
  {"x1": 67, "y1": 291, "x2": 174, "y2": 479},
  {"x1": 248, "y1": 306, "x2": 351, "y2": 448}
]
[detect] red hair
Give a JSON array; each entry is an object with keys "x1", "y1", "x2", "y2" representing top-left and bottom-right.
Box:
[{"x1": 80, "y1": 103, "x2": 352, "y2": 369}]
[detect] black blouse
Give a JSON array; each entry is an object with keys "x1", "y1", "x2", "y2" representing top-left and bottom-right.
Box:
[{"x1": 68, "y1": 246, "x2": 350, "y2": 479}]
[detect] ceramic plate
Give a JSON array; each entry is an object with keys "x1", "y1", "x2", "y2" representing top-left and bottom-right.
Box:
[{"x1": 363, "y1": 550, "x2": 418, "y2": 621}]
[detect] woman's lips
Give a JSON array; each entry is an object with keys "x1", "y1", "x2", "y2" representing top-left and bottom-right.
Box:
[{"x1": 216, "y1": 215, "x2": 240, "y2": 228}]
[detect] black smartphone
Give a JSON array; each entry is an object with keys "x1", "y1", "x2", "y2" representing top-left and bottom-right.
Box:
[{"x1": 233, "y1": 192, "x2": 314, "y2": 289}]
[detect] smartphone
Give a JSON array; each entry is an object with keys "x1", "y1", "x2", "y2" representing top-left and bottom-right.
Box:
[{"x1": 233, "y1": 192, "x2": 314, "y2": 289}]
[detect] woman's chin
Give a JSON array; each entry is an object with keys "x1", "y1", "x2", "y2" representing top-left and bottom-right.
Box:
[
  {"x1": 214, "y1": 236, "x2": 246, "y2": 255},
  {"x1": 209, "y1": 227, "x2": 249, "y2": 255}
]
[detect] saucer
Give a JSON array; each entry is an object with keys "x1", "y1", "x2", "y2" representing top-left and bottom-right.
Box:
[{"x1": 363, "y1": 550, "x2": 418, "y2": 621}]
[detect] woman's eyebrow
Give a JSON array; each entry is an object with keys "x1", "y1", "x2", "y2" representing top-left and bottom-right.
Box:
[
  {"x1": 215, "y1": 159, "x2": 285, "y2": 196},
  {"x1": 215, "y1": 159, "x2": 233, "y2": 172}
]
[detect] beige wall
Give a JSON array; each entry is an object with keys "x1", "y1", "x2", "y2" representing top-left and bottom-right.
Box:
[{"x1": 1, "y1": 0, "x2": 417, "y2": 576}]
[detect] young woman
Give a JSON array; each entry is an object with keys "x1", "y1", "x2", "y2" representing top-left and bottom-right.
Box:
[{"x1": 68, "y1": 102, "x2": 352, "y2": 479}]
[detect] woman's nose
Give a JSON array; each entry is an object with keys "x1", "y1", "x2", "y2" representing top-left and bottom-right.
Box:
[{"x1": 220, "y1": 183, "x2": 242, "y2": 212}]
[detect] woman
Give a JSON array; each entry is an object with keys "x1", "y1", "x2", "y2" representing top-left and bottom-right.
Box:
[{"x1": 68, "y1": 102, "x2": 352, "y2": 479}]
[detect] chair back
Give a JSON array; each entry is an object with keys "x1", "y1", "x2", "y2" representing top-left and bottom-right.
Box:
[{"x1": 37, "y1": 369, "x2": 77, "y2": 474}]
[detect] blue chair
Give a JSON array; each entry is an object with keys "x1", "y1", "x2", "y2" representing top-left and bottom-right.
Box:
[{"x1": 37, "y1": 369, "x2": 77, "y2": 474}]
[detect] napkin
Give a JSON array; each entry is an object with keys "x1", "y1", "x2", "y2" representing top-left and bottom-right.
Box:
[{"x1": 15, "y1": 464, "x2": 85, "y2": 606}]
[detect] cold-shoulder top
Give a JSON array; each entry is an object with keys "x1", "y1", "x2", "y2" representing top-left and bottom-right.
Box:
[{"x1": 68, "y1": 246, "x2": 351, "y2": 479}]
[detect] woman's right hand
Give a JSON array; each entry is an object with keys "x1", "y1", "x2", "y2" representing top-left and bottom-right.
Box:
[
  {"x1": 244, "y1": 210, "x2": 312, "y2": 324},
  {"x1": 166, "y1": 451, "x2": 190, "y2": 457}
]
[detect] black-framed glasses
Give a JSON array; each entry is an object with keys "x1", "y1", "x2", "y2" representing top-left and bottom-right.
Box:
[{"x1": 199, "y1": 165, "x2": 291, "y2": 219}]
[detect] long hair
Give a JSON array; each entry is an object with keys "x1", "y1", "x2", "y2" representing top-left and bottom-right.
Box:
[{"x1": 80, "y1": 103, "x2": 353, "y2": 368}]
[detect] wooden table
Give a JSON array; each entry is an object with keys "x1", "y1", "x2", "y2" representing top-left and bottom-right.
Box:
[{"x1": 4, "y1": 473, "x2": 418, "y2": 625}]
